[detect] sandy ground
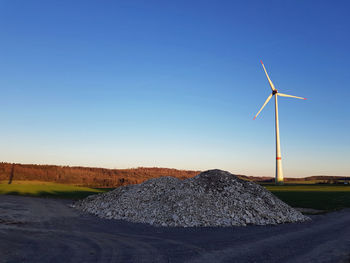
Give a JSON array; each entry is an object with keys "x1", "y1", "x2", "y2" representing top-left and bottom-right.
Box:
[{"x1": 0, "y1": 195, "x2": 349, "y2": 263}]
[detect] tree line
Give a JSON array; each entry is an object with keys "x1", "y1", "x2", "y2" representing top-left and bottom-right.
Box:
[{"x1": 0, "y1": 162, "x2": 200, "y2": 187}]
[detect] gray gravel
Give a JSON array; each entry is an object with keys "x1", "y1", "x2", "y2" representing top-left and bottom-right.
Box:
[
  {"x1": 73, "y1": 169, "x2": 309, "y2": 226},
  {"x1": 1, "y1": 195, "x2": 349, "y2": 263}
]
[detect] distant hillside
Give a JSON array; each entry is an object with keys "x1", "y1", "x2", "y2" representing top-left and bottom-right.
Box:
[
  {"x1": 0, "y1": 163, "x2": 200, "y2": 187},
  {"x1": 0, "y1": 162, "x2": 348, "y2": 187},
  {"x1": 256, "y1": 176, "x2": 350, "y2": 183}
]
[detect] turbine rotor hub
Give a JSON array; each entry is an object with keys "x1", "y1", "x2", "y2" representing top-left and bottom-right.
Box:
[{"x1": 272, "y1": 90, "x2": 278, "y2": 95}]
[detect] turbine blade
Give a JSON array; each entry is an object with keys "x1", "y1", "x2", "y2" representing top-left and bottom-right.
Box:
[
  {"x1": 278, "y1": 93, "x2": 307, "y2": 100},
  {"x1": 260, "y1": 60, "x2": 276, "y2": 91},
  {"x1": 253, "y1": 94, "x2": 273, "y2": 120}
]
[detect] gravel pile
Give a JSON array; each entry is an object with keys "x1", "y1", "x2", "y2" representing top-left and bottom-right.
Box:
[{"x1": 72, "y1": 169, "x2": 310, "y2": 227}]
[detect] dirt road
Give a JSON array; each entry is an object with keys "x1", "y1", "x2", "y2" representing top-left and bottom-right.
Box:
[{"x1": 0, "y1": 195, "x2": 349, "y2": 263}]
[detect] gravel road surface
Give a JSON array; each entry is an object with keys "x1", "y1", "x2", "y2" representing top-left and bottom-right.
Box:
[{"x1": 0, "y1": 195, "x2": 349, "y2": 263}]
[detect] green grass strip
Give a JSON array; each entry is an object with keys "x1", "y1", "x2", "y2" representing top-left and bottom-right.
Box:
[{"x1": 0, "y1": 181, "x2": 108, "y2": 199}]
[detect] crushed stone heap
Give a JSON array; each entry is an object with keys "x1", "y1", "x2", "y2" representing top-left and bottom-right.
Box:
[{"x1": 72, "y1": 169, "x2": 310, "y2": 227}]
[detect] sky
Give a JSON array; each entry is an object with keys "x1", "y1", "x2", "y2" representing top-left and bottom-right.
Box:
[{"x1": 0, "y1": 0, "x2": 349, "y2": 177}]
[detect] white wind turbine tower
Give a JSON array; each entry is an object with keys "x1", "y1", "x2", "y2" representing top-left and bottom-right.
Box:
[{"x1": 254, "y1": 61, "x2": 307, "y2": 184}]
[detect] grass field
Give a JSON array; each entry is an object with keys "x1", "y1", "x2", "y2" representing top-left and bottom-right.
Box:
[
  {"x1": 1, "y1": 181, "x2": 350, "y2": 211},
  {"x1": 265, "y1": 184, "x2": 350, "y2": 211},
  {"x1": 0, "y1": 181, "x2": 108, "y2": 199}
]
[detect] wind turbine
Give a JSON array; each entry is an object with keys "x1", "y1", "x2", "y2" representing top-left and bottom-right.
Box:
[{"x1": 254, "y1": 61, "x2": 306, "y2": 184}]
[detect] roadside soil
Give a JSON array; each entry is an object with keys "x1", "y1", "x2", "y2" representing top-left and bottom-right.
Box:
[{"x1": 0, "y1": 195, "x2": 349, "y2": 263}]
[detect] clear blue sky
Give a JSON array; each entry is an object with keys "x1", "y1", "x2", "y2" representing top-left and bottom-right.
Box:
[{"x1": 0, "y1": 0, "x2": 349, "y2": 177}]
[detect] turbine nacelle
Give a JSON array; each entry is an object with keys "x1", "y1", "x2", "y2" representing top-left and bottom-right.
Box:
[{"x1": 253, "y1": 61, "x2": 306, "y2": 120}]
